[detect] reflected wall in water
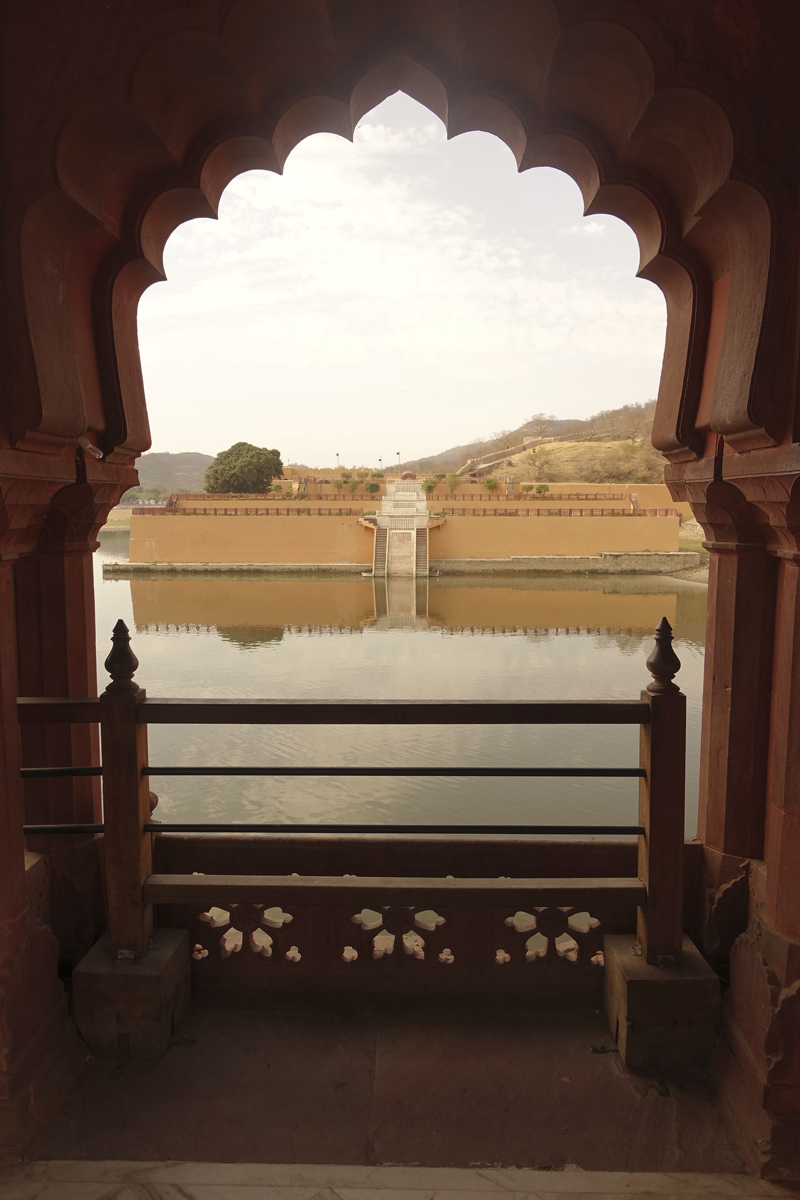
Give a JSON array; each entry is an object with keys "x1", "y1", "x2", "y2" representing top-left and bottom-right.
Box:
[
  {"x1": 131, "y1": 572, "x2": 706, "y2": 644},
  {"x1": 131, "y1": 576, "x2": 376, "y2": 634}
]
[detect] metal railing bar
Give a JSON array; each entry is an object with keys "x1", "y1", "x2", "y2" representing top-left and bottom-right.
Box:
[
  {"x1": 142, "y1": 822, "x2": 644, "y2": 835},
  {"x1": 138, "y1": 699, "x2": 651, "y2": 726},
  {"x1": 17, "y1": 697, "x2": 101, "y2": 724},
  {"x1": 20, "y1": 766, "x2": 645, "y2": 779},
  {"x1": 16, "y1": 697, "x2": 651, "y2": 726},
  {"x1": 23, "y1": 824, "x2": 105, "y2": 835},
  {"x1": 21, "y1": 766, "x2": 103, "y2": 778},
  {"x1": 141, "y1": 766, "x2": 645, "y2": 778},
  {"x1": 22, "y1": 822, "x2": 644, "y2": 836}
]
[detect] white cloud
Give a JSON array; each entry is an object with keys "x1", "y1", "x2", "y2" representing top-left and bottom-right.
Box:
[
  {"x1": 137, "y1": 94, "x2": 665, "y2": 465},
  {"x1": 561, "y1": 221, "x2": 608, "y2": 237}
]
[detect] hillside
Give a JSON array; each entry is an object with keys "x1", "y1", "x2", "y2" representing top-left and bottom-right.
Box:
[
  {"x1": 502, "y1": 438, "x2": 666, "y2": 484},
  {"x1": 397, "y1": 422, "x2": 578, "y2": 476},
  {"x1": 128, "y1": 401, "x2": 661, "y2": 495},
  {"x1": 398, "y1": 401, "x2": 657, "y2": 476},
  {"x1": 127, "y1": 451, "x2": 214, "y2": 499}
]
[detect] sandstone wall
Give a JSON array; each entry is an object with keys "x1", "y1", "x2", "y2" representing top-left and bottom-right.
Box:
[
  {"x1": 130, "y1": 512, "x2": 679, "y2": 564},
  {"x1": 429, "y1": 515, "x2": 678, "y2": 558},
  {"x1": 130, "y1": 515, "x2": 373, "y2": 565}
]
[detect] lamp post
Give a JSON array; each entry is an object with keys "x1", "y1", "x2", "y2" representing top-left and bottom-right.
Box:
[
  {"x1": 336, "y1": 452, "x2": 339, "y2": 471},
  {"x1": 397, "y1": 451, "x2": 400, "y2": 471}
]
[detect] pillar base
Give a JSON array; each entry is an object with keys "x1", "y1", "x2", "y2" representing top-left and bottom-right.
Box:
[
  {"x1": 0, "y1": 902, "x2": 87, "y2": 1161},
  {"x1": 0, "y1": 996, "x2": 86, "y2": 1161},
  {"x1": 604, "y1": 934, "x2": 720, "y2": 1071},
  {"x1": 711, "y1": 911, "x2": 800, "y2": 1181},
  {"x1": 73, "y1": 929, "x2": 190, "y2": 1059}
]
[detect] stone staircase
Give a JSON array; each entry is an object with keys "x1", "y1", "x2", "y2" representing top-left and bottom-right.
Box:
[
  {"x1": 369, "y1": 478, "x2": 435, "y2": 577},
  {"x1": 373, "y1": 527, "x2": 388, "y2": 577},
  {"x1": 415, "y1": 527, "x2": 429, "y2": 577}
]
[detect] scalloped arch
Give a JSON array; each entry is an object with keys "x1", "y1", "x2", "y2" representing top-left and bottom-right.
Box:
[{"x1": 18, "y1": 5, "x2": 777, "y2": 462}]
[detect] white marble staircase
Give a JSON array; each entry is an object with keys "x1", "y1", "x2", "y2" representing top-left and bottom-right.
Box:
[{"x1": 372, "y1": 479, "x2": 431, "y2": 577}]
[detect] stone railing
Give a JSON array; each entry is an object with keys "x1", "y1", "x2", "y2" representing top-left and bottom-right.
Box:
[{"x1": 16, "y1": 619, "x2": 719, "y2": 1071}]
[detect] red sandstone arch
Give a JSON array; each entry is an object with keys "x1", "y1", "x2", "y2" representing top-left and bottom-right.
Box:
[
  {"x1": 7, "y1": 5, "x2": 800, "y2": 1172},
  {"x1": 14, "y1": 3, "x2": 784, "y2": 475}
]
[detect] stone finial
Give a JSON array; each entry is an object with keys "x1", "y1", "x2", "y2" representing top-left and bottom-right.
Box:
[
  {"x1": 645, "y1": 617, "x2": 681, "y2": 694},
  {"x1": 104, "y1": 619, "x2": 139, "y2": 690}
]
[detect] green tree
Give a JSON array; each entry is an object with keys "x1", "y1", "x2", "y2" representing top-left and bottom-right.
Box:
[
  {"x1": 483, "y1": 477, "x2": 499, "y2": 493},
  {"x1": 521, "y1": 484, "x2": 534, "y2": 494},
  {"x1": 446, "y1": 473, "x2": 461, "y2": 496},
  {"x1": 333, "y1": 479, "x2": 345, "y2": 492},
  {"x1": 204, "y1": 442, "x2": 282, "y2": 494},
  {"x1": 371, "y1": 472, "x2": 384, "y2": 479},
  {"x1": 422, "y1": 478, "x2": 437, "y2": 495},
  {"x1": 341, "y1": 471, "x2": 352, "y2": 481},
  {"x1": 365, "y1": 481, "x2": 381, "y2": 496},
  {"x1": 536, "y1": 483, "x2": 550, "y2": 495},
  {"x1": 434, "y1": 473, "x2": 446, "y2": 480},
  {"x1": 347, "y1": 478, "x2": 359, "y2": 494}
]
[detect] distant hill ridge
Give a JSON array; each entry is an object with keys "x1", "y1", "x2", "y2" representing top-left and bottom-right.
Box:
[
  {"x1": 134, "y1": 401, "x2": 657, "y2": 494},
  {"x1": 132, "y1": 451, "x2": 214, "y2": 496},
  {"x1": 398, "y1": 401, "x2": 657, "y2": 475}
]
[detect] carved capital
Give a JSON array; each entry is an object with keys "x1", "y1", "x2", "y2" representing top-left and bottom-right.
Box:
[
  {"x1": 670, "y1": 460, "x2": 800, "y2": 554},
  {"x1": 0, "y1": 445, "x2": 137, "y2": 561}
]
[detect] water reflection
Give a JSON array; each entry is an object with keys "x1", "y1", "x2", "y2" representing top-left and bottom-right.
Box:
[
  {"x1": 129, "y1": 571, "x2": 706, "y2": 646},
  {"x1": 95, "y1": 534, "x2": 706, "y2": 834}
]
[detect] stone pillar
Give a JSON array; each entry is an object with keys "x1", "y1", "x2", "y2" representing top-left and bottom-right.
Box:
[
  {"x1": 0, "y1": 454, "x2": 134, "y2": 1154},
  {"x1": 13, "y1": 480, "x2": 110, "y2": 963},
  {"x1": 764, "y1": 553, "x2": 800, "y2": 941},
  {"x1": 0, "y1": 557, "x2": 27, "y2": 948},
  {"x1": 699, "y1": 543, "x2": 777, "y2": 870},
  {"x1": 704, "y1": 537, "x2": 800, "y2": 1179},
  {"x1": 15, "y1": 541, "x2": 101, "y2": 829},
  {"x1": 0, "y1": 553, "x2": 84, "y2": 1156}
]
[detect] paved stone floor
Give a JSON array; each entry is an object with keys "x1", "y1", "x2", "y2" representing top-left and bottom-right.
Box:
[
  {"x1": 1, "y1": 1162, "x2": 798, "y2": 1200},
  {"x1": 27, "y1": 997, "x2": 747, "y2": 1173}
]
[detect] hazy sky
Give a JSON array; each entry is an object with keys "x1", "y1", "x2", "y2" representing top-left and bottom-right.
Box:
[{"x1": 137, "y1": 93, "x2": 666, "y2": 468}]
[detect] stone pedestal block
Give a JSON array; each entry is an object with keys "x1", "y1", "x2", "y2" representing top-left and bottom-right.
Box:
[
  {"x1": 73, "y1": 929, "x2": 190, "y2": 1058},
  {"x1": 711, "y1": 912, "x2": 800, "y2": 1180},
  {"x1": 604, "y1": 934, "x2": 720, "y2": 1071}
]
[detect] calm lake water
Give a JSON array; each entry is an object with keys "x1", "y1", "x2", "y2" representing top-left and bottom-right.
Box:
[{"x1": 96, "y1": 531, "x2": 707, "y2": 835}]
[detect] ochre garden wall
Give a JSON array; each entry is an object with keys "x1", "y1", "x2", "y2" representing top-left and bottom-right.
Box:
[
  {"x1": 130, "y1": 515, "x2": 373, "y2": 565},
  {"x1": 129, "y1": 513, "x2": 679, "y2": 564},
  {"x1": 429, "y1": 516, "x2": 678, "y2": 558}
]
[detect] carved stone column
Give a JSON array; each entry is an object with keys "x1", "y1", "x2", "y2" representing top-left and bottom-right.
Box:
[
  {"x1": 681, "y1": 478, "x2": 777, "y2": 888},
  {"x1": 699, "y1": 542, "x2": 777, "y2": 864},
  {"x1": 15, "y1": 480, "x2": 108, "y2": 834},
  {"x1": 0, "y1": 489, "x2": 84, "y2": 1157},
  {"x1": 0, "y1": 554, "x2": 27, "y2": 949},
  {"x1": 764, "y1": 553, "x2": 800, "y2": 941},
  {"x1": 684, "y1": 474, "x2": 800, "y2": 1180},
  {"x1": 13, "y1": 472, "x2": 122, "y2": 962},
  {"x1": 0, "y1": 447, "x2": 134, "y2": 1154}
]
